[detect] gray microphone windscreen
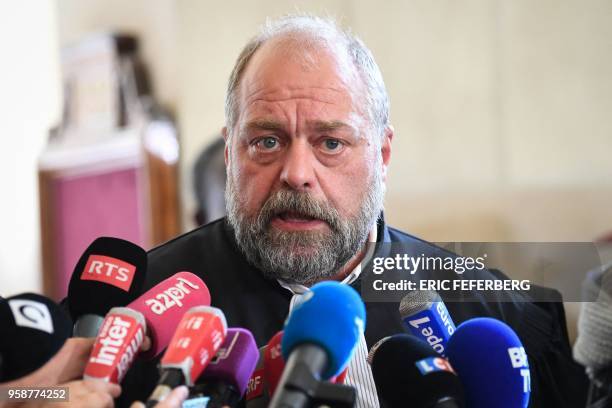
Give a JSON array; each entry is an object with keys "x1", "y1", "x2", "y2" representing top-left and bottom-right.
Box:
[
  {"x1": 573, "y1": 264, "x2": 612, "y2": 370},
  {"x1": 399, "y1": 290, "x2": 439, "y2": 319}
]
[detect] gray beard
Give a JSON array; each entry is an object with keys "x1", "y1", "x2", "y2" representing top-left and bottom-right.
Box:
[{"x1": 225, "y1": 166, "x2": 385, "y2": 286}]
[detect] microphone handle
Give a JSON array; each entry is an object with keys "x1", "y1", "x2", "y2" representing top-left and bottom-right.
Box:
[
  {"x1": 146, "y1": 368, "x2": 185, "y2": 408},
  {"x1": 73, "y1": 314, "x2": 105, "y2": 337},
  {"x1": 190, "y1": 381, "x2": 241, "y2": 408},
  {"x1": 434, "y1": 398, "x2": 462, "y2": 408},
  {"x1": 269, "y1": 344, "x2": 328, "y2": 408}
]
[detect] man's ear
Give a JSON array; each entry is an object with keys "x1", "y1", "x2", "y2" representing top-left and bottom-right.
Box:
[
  {"x1": 381, "y1": 124, "x2": 393, "y2": 182},
  {"x1": 222, "y1": 126, "x2": 229, "y2": 166}
]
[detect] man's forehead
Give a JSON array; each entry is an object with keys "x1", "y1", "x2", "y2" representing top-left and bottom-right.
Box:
[
  {"x1": 237, "y1": 37, "x2": 365, "y2": 110},
  {"x1": 242, "y1": 118, "x2": 362, "y2": 134}
]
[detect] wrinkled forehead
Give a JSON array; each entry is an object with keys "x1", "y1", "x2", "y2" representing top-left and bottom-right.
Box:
[{"x1": 236, "y1": 35, "x2": 368, "y2": 122}]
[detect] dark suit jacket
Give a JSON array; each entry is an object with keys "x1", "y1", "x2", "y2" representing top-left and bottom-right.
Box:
[{"x1": 118, "y1": 217, "x2": 588, "y2": 407}]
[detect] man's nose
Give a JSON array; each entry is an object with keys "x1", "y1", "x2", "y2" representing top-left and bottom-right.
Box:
[{"x1": 280, "y1": 141, "x2": 316, "y2": 191}]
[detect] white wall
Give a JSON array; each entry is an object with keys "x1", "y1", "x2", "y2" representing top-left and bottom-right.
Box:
[{"x1": 0, "y1": 1, "x2": 61, "y2": 296}]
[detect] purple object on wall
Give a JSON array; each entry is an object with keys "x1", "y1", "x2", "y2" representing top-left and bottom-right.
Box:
[{"x1": 52, "y1": 167, "x2": 147, "y2": 298}]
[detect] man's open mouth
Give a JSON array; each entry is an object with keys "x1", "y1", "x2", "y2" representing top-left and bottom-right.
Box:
[{"x1": 276, "y1": 211, "x2": 321, "y2": 223}]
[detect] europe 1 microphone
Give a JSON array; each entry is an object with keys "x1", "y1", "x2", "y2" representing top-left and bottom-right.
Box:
[{"x1": 399, "y1": 290, "x2": 456, "y2": 357}]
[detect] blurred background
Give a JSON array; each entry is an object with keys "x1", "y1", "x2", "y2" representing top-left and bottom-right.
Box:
[{"x1": 1, "y1": 1, "x2": 611, "y2": 338}]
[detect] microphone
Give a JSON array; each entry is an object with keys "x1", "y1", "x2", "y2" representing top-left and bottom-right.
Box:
[
  {"x1": 368, "y1": 334, "x2": 464, "y2": 408},
  {"x1": 573, "y1": 264, "x2": 612, "y2": 406},
  {"x1": 264, "y1": 331, "x2": 284, "y2": 397},
  {"x1": 83, "y1": 272, "x2": 210, "y2": 385},
  {"x1": 189, "y1": 328, "x2": 259, "y2": 407},
  {"x1": 447, "y1": 317, "x2": 531, "y2": 408},
  {"x1": 146, "y1": 305, "x2": 227, "y2": 406},
  {"x1": 246, "y1": 330, "x2": 349, "y2": 408},
  {"x1": 67, "y1": 237, "x2": 147, "y2": 337},
  {"x1": 399, "y1": 290, "x2": 456, "y2": 357},
  {"x1": 83, "y1": 307, "x2": 146, "y2": 383},
  {"x1": 128, "y1": 271, "x2": 211, "y2": 359},
  {"x1": 245, "y1": 346, "x2": 270, "y2": 408},
  {"x1": 264, "y1": 330, "x2": 348, "y2": 396},
  {"x1": 0, "y1": 293, "x2": 72, "y2": 381},
  {"x1": 269, "y1": 281, "x2": 364, "y2": 408}
]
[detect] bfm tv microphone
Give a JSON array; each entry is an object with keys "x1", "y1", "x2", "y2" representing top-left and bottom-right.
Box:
[
  {"x1": 573, "y1": 264, "x2": 612, "y2": 406},
  {"x1": 368, "y1": 334, "x2": 465, "y2": 408},
  {"x1": 269, "y1": 281, "x2": 364, "y2": 408},
  {"x1": 0, "y1": 293, "x2": 72, "y2": 381},
  {"x1": 188, "y1": 328, "x2": 259, "y2": 408},
  {"x1": 128, "y1": 271, "x2": 211, "y2": 359},
  {"x1": 447, "y1": 317, "x2": 531, "y2": 408},
  {"x1": 146, "y1": 306, "x2": 227, "y2": 407},
  {"x1": 67, "y1": 237, "x2": 147, "y2": 337},
  {"x1": 399, "y1": 290, "x2": 456, "y2": 357},
  {"x1": 83, "y1": 307, "x2": 146, "y2": 384}
]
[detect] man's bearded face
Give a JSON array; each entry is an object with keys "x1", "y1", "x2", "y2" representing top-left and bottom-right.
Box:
[
  {"x1": 224, "y1": 39, "x2": 389, "y2": 285},
  {"x1": 226, "y1": 161, "x2": 384, "y2": 285}
]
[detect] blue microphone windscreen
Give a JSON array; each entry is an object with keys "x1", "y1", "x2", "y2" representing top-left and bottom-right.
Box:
[
  {"x1": 447, "y1": 317, "x2": 531, "y2": 408},
  {"x1": 281, "y1": 281, "x2": 365, "y2": 379}
]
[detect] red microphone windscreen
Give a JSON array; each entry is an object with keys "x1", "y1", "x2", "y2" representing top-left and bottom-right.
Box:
[
  {"x1": 263, "y1": 331, "x2": 284, "y2": 396},
  {"x1": 245, "y1": 346, "x2": 269, "y2": 407},
  {"x1": 128, "y1": 272, "x2": 211, "y2": 359},
  {"x1": 161, "y1": 306, "x2": 227, "y2": 385},
  {"x1": 84, "y1": 307, "x2": 146, "y2": 383}
]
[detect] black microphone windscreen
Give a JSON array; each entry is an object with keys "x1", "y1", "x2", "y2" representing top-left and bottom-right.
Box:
[
  {"x1": 370, "y1": 334, "x2": 464, "y2": 408},
  {"x1": 67, "y1": 237, "x2": 147, "y2": 320},
  {"x1": 0, "y1": 293, "x2": 72, "y2": 381}
]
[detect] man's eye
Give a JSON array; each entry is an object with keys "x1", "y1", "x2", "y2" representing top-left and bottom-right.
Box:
[
  {"x1": 256, "y1": 137, "x2": 279, "y2": 150},
  {"x1": 322, "y1": 138, "x2": 343, "y2": 152}
]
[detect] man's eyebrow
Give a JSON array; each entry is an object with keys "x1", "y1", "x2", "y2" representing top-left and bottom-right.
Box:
[
  {"x1": 308, "y1": 120, "x2": 354, "y2": 132},
  {"x1": 244, "y1": 119, "x2": 286, "y2": 131}
]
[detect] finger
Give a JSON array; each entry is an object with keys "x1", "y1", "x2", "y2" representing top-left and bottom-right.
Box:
[
  {"x1": 129, "y1": 402, "x2": 146, "y2": 408},
  {"x1": 156, "y1": 386, "x2": 189, "y2": 408},
  {"x1": 84, "y1": 379, "x2": 122, "y2": 398},
  {"x1": 141, "y1": 336, "x2": 152, "y2": 352},
  {"x1": 55, "y1": 338, "x2": 96, "y2": 383},
  {"x1": 93, "y1": 389, "x2": 116, "y2": 408}
]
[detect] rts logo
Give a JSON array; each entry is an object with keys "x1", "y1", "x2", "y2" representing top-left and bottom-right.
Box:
[{"x1": 81, "y1": 255, "x2": 136, "y2": 291}]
